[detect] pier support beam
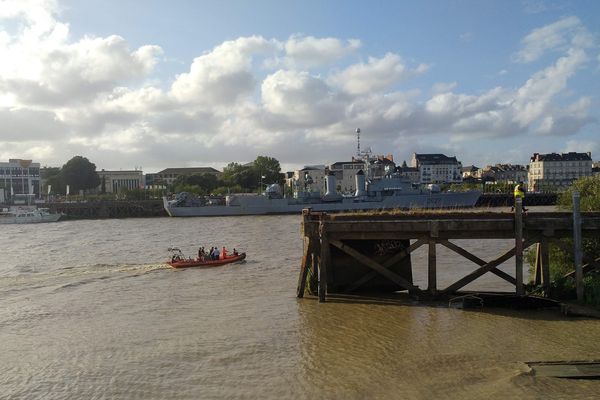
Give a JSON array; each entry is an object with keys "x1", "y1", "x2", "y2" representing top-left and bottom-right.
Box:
[
  {"x1": 297, "y1": 237, "x2": 312, "y2": 298},
  {"x1": 515, "y1": 198, "x2": 524, "y2": 296},
  {"x1": 319, "y1": 222, "x2": 330, "y2": 303},
  {"x1": 428, "y1": 240, "x2": 437, "y2": 295},
  {"x1": 329, "y1": 239, "x2": 417, "y2": 292},
  {"x1": 573, "y1": 192, "x2": 583, "y2": 301}
]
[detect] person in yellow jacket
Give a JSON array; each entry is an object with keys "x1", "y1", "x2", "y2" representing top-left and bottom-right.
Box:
[{"x1": 512, "y1": 182, "x2": 528, "y2": 212}]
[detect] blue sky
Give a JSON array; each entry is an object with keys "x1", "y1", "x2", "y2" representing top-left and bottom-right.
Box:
[{"x1": 1, "y1": 0, "x2": 599, "y2": 172}]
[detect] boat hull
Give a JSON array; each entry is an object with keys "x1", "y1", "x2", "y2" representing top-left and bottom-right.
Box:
[
  {"x1": 168, "y1": 253, "x2": 246, "y2": 268},
  {"x1": 0, "y1": 210, "x2": 62, "y2": 224},
  {"x1": 163, "y1": 191, "x2": 481, "y2": 217}
]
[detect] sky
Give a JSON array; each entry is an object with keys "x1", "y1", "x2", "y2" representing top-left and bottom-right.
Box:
[{"x1": 0, "y1": 0, "x2": 599, "y2": 173}]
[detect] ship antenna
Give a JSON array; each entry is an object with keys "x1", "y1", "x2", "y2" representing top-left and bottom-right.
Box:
[{"x1": 356, "y1": 128, "x2": 361, "y2": 157}]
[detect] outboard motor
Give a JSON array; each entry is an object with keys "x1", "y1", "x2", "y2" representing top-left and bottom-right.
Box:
[
  {"x1": 323, "y1": 172, "x2": 342, "y2": 201},
  {"x1": 354, "y1": 170, "x2": 367, "y2": 197}
]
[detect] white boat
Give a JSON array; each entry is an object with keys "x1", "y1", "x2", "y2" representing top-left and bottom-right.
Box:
[{"x1": 0, "y1": 208, "x2": 62, "y2": 224}]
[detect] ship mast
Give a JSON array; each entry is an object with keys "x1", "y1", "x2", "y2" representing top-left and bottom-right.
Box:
[{"x1": 355, "y1": 128, "x2": 372, "y2": 180}]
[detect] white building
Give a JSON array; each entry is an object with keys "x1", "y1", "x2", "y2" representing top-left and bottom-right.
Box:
[
  {"x1": 97, "y1": 170, "x2": 145, "y2": 193},
  {"x1": 528, "y1": 152, "x2": 593, "y2": 192},
  {"x1": 411, "y1": 153, "x2": 463, "y2": 184},
  {"x1": 287, "y1": 166, "x2": 327, "y2": 197},
  {"x1": 328, "y1": 160, "x2": 365, "y2": 194},
  {"x1": 0, "y1": 159, "x2": 41, "y2": 202}
]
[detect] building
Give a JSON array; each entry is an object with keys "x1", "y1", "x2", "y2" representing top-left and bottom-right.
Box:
[
  {"x1": 328, "y1": 160, "x2": 366, "y2": 194},
  {"x1": 411, "y1": 153, "x2": 463, "y2": 184},
  {"x1": 593, "y1": 162, "x2": 600, "y2": 176},
  {"x1": 480, "y1": 164, "x2": 528, "y2": 184},
  {"x1": 286, "y1": 166, "x2": 327, "y2": 197},
  {"x1": 368, "y1": 154, "x2": 396, "y2": 178},
  {"x1": 96, "y1": 170, "x2": 145, "y2": 194},
  {"x1": 153, "y1": 167, "x2": 221, "y2": 186},
  {"x1": 0, "y1": 159, "x2": 41, "y2": 203},
  {"x1": 528, "y1": 152, "x2": 593, "y2": 192},
  {"x1": 396, "y1": 165, "x2": 420, "y2": 183},
  {"x1": 461, "y1": 165, "x2": 480, "y2": 179}
]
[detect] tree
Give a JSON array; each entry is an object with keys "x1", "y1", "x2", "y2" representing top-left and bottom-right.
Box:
[
  {"x1": 172, "y1": 173, "x2": 220, "y2": 194},
  {"x1": 221, "y1": 162, "x2": 257, "y2": 191},
  {"x1": 252, "y1": 156, "x2": 283, "y2": 187},
  {"x1": 61, "y1": 156, "x2": 101, "y2": 193},
  {"x1": 41, "y1": 167, "x2": 65, "y2": 195}
]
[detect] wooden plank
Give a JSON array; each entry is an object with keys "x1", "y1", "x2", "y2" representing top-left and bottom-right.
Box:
[
  {"x1": 329, "y1": 239, "x2": 417, "y2": 291},
  {"x1": 573, "y1": 192, "x2": 583, "y2": 301},
  {"x1": 319, "y1": 223, "x2": 329, "y2": 303},
  {"x1": 534, "y1": 243, "x2": 542, "y2": 285},
  {"x1": 515, "y1": 198, "x2": 524, "y2": 296},
  {"x1": 428, "y1": 239, "x2": 437, "y2": 294},
  {"x1": 346, "y1": 238, "x2": 427, "y2": 292},
  {"x1": 296, "y1": 237, "x2": 311, "y2": 298},
  {"x1": 541, "y1": 239, "x2": 550, "y2": 293},
  {"x1": 443, "y1": 239, "x2": 534, "y2": 293},
  {"x1": 439, "y1": 240, "x2": 517, "y2": 285}
]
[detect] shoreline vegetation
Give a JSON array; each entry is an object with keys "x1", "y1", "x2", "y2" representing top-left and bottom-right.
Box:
[{"x1": 525, "y1": 175, "x2": 600, "y2": 311}]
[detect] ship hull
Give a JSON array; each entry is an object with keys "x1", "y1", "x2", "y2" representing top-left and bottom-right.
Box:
[{"x1": 163, "y1": 191, "x2": 481, "y2": 217}]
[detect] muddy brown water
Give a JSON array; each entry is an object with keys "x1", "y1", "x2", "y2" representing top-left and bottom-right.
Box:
[{"x1": 1, "y1": 212, "x2": 599, "y2": 399}]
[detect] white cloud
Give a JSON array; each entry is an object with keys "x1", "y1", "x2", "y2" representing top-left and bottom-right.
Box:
[
  {"x1": 0, "y1": 2, "x2": 163, "y2": 107},
  {"x1": 281, "y1": 35, "x2": 360, "y2": 68},
  {"x1": 512, "y1": 16, "x2": 592, "y2": 63},
  {"x1": 563, "y1": 139, "x2": 597, "y2": 156},
  {"x1": 261, "y1": 69, "x2": 344, "y2": 126},
  {"x1": 431, "y1": 82, "x2": 457, "y2": 94},
  {"x1": 170, "y1": 36, "x2": 276, "y2": 107},
  {"x1": 512, "y1": 48, "x2": 587, "y2": 127},
  {"x1": 329, "y1": 53, "x2": 429, "y2": 95}
]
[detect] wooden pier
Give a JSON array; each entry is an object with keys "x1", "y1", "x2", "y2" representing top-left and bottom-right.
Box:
[{"x1": 297, "y1": 204, "x2": 600, "y2": 302}]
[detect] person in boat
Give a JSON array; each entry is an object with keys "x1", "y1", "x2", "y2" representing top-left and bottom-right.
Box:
[
  {"x1": 213, "y1": 247, "x2": 220, "y2": 260},
  {"x1": 198, "y1": 246, "x2": 207, "y2": 261},
  {"x1": 222, "y1": 246, "x2": 228, "y2": 259},
  {"x1": 233, "y1": 248, "x2": 239, "y2": 256},
  {"x1": 208, "y1": 247, "x2": 214, "y2": 260}
]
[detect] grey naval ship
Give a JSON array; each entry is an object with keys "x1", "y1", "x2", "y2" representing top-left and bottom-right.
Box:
[{"x1": 163, "y1": 166, "x2": 481, "y2": 217}]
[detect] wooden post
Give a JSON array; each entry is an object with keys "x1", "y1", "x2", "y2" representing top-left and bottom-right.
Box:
[
  {"x1": 428, "y1": 221, "x2": 438, "y2": 295},
  {"x1": 541, "y1": 239, "x2": 550, "y2": 294},
  {"x1": 296, "y1": 237, "x2": 311, "y2": 298},
  {"x1": 515, "y1": 197, "x2": 524, "y2": 296},
  {"x1": 319, "y1": 221, "x2": 329, "y2": 303},
  {"x1": 534, "y1": 243, "x2": 542, "y2": 285},
  {"x1": 428, "y1": 240, "x2": 437, "y2": 295},
  {"x1": 573, "y1": 191, "x2": 583, "y2": 301}
]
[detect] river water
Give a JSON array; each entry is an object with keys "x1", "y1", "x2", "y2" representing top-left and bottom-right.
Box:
[{"x1": 1, "y1": 214, "x2": 599, "y2": 399}]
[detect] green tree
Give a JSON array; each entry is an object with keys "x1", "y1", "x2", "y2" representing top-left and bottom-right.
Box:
[
  {"x1": 172, "y1": 173, "x2": 220, "y2": 194},
  {"x1": 41, "y1": 167, "x2": 66, "y2": 195},
  {"x1": 252, "y1": 156, "x2": 284, "y2": 188},
  {"x1": 221, "y1": 162, "x2": 256, "y2": 191},
  {"x1": 61, "y1": 156, "x2": 101, "y2": 193}
]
